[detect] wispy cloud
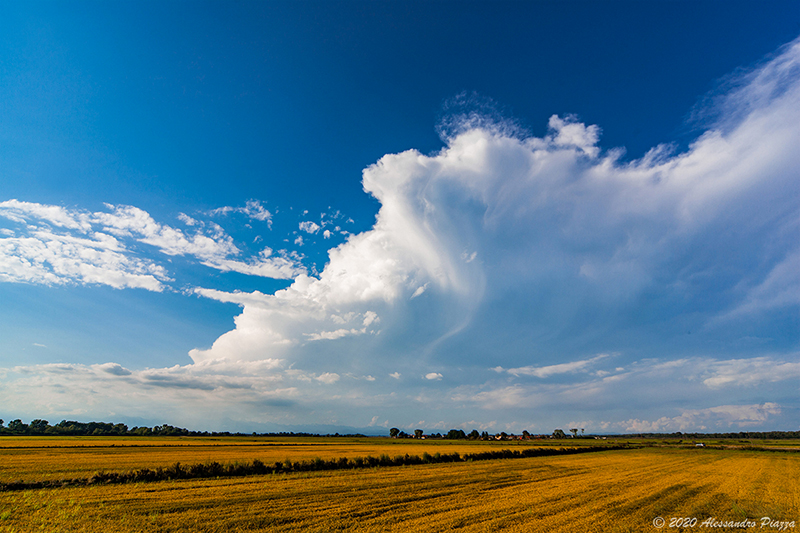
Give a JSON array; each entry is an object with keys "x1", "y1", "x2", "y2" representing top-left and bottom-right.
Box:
[
  {"x1": 209, "y1": 200, "x2": 273, "y2": 225},
  {"x1": 502, "y1": 354, "x2": 611, "y2": 378},
  {"x1": 701, "y1": 357, "x2": 800, "y2": 388}
]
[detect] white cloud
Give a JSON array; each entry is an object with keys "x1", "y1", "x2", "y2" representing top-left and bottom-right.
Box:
[
  {"x1": 299, "y1": 221, "x2": 320, "y2": 234},
  {"x1": 505, "y1": 354, "x2": 611, "y2": 378},
  {"x1": 425, "y1": 372, "x2": 443, "y2": 380},
  {"x1": 315, "y1": 372, "x2": 340, "y2": 384},
  {"x1": 389, "y1": 372, "x2": 401, "y2": 379},
  {"x1": 0, "y1": 229, "x2": 169, "y2": 291},
  {"x1": 205, "y1": 248, "x2": 304, "y2": 280},
  {"x1": 242, "y1": 200, "x2": 272, "y2": 223},
  {"x1": 305, "y1": 328, "x2": 359, "y2": 341},
  {"x1": 0, "y1": 202, "x2": 304, "y2": 288},
  {"x1": 0, "y1": 199, "x2": 92, "y2": 232},
  {"x1": 95, "y1": 362, "x2": 132, "y2": 376},
  {"x1": 410, "y1": 283, "x2": 428, "y2": 299},
  {"x1": 94, "y1": 204, "x2": 239, "y2": 260},
  {"x1": 178, "y1": 213, "x2": 198, "y2": 226},
  {"x1": 547, "y1": 115, "x2": 601, "y2": 157},
  {"x1": 362, "y1": 311, "x2": 379, "y2": 326},
  {"x1": 209, "y1": 200, "x2": 272, "y2": 226}
]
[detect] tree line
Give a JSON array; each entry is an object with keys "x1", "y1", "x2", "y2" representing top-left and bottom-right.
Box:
[
  {"x1": 2, "y1": 419, "x2": 798, "y2": 440},
  {"x1": 0, "y1": 419, "x2": 364, "y2": 438},
  {"x1": 390, "y1": 427, "x2": 800, "y2": 440},
  {"x1": 390, "y1": 428, "x2": 583, "y2": 440}
]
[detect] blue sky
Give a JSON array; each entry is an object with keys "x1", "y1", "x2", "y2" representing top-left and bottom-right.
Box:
[{"x1": 1, "y1": 1, "x2": 799, "y2": 434}]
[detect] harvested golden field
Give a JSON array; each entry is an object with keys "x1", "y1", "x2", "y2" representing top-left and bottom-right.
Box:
[
  {"x1": 1, "y1": 445, "x2": 798, "y2": 532},
  {"x1": 0, "y1": 436, "x2": 582, "y2": 483}
]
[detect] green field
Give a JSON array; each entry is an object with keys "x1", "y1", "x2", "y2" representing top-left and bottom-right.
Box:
[{"x1": 1, "y1": 437, "x2": 798, "y2": 532}]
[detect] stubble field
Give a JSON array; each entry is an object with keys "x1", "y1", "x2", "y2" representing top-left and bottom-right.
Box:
[{"x1": 0, "y1": 437, "x2": 797, "y2": 532}]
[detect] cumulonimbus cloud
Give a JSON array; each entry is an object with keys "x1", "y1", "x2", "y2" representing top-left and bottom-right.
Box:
[{"x1": 191, "y1": 38, "x2": 800, "y2": 372}]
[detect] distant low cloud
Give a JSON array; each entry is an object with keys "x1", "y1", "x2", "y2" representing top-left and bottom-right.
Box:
[
  {"x1": 95, "y1": 362, "x2": 132, "y2": 376},
  {"x1": 613, "y1": 403, "x2": 782, "y2": 432}
]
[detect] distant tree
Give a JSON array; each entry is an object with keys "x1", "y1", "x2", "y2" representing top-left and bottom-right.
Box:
[
  {"x1": 389, "y1": 427, "x2": 400, "y2": 438},
  {"x1": 500, "y1": 432, "x2": 508, "y2": 440},
  {"x1": 446, "y1": 429, "x2": 467, "y2": 440},
  {"x1": 29, "y1": 419, "x2": 50, "y2": 434},
  {"x1": 0, "y1": 419, "x2": 4, "y2": 428},
  {"x1": 581, "y1": 428, "x2": 585, "y2": 437},
  {"x1": 569, "y1": 428, "x2": 579, "y2": 438},
  {"x1": 522, "y1": 430, "x2": 531, "y2": 439},
  {"x1": 468, "y1": 429, "x2": 480, "y2": 440},
  {"x1": 414, "y1": 429, "x2": 423, "y2": 439},
  {"x1": 553, "y1": 429, "x2": 567, "y2": 439},
  {"x1": 8, "y1": 419, "x2": 28, "y2": 433},
  {"x1": 480, "y1": 431, "x2": 490, "y2": 440}
]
